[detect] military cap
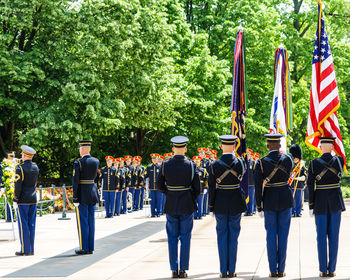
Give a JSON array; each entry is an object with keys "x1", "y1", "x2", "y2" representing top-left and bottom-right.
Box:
[
  {"x1": 319, "y1": 136, "x2": 336, "y2": 144},
  {"x1": 197, "y1": 148, "x2": 207, "y2": 153},
  {"x1": 206, "y1": 154, "x2": 210, "y2": 159},
  {"x1": 132, "y1": 157, "x2": 139, "y2": 163},
  {"x1": 150, "y1": 153, "x2": 159, "y2": 159},
  {"x1": 116, "y1": 157, "x2": 124, "y2": 162},
  {"x1": 264, "y1": 133, "x2": 283, "y2": 142},
  {"x1": 21, "y1": 145, "x2": 36, "y2": 158},
  {"x1": 192, "y1": 155, "x2": 202, "y2": 161},
  {"x1": 219, "y1": 135, "x2": 238, "y2": 145},
  {"x1": 289, "y1": 144, "x2": 302, "y2": 159},
  {"x1": 164, "y1": 153, "x2": 171, "y2": 159},
  {"x1": 135, "y1": 156, "x2": 142, "y2": 162},
  {"x1": 171, "y1": 136, "x2": 189, "y2": 148},
  {"x1": 247, "y1": 148, "x2": 253, "y2": 155},
  {"x1": 124, "y1": 155, "x2": 133, "y2": 161},
  {"x1": 159, "y1": 155, "x2": 165, "y2": 161},
  {"x1": 206, "y1": 149, "x2": 212, "y2": 154},
  {"x1": 105, "y1": 156, "x2": 114, "y2": 161},
  {"x1": 79, "y1": 140, "x2": 92, "y2": 147}
]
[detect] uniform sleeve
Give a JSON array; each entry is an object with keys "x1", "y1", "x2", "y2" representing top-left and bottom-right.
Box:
[
  {"x1": 254, "y1": 159, "x2": 264, "y2": 212},
  {"x1": 204, "y1": 169, "x2": 209, "y2": 187},
  {"x1": 156, "y1": 163, "x2": 167, "y2": 193},
  {"x1": 72, "y1": 160, "x2": 80, "y2": 203},
  {"x1": 98, "y1": 168, "x2": 103, "y2": 187},
  {"x1": 13, "y1": 166, "x2": 24, "y2": 203},
  {"x1": 191, "y1": 163, "x2": 200, "y2": 199},
  {"x1": 144, "y1": 167, "x2": 149, "y2": 179},
  {"x1": 307, "y1": 160, "x2": 315, "y2": 210},
  {"x1": 115, "y1": 169, "x2": 119, "y2": 189},
  {"x1": 208, "y1": 164, "x2": 216, "y2": 212},
  {"x1": 139, "y1": 168, "x2": 144, "y2": 186}
]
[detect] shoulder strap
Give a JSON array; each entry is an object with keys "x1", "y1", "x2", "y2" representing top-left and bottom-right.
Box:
[
  {"x1": 77, "y1": 159, "x2": 82, "y2": 172},
  {"x1": 264, "y1": 157, "x2": 285, "y2": 184},
  {"x1": 316, "y1": 157, "x2": 341, "y2": 181},
  {"x1": 191, "y1": 163, "x2": 194, "y2": 181},
  {"x1": 216, "y1": 158, "x2": 243, "y2": 183}
]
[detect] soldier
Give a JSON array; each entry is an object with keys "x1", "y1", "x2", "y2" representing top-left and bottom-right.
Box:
[
  {"x1": 307, "y1": 136, "x2": 345, "y2": 278},
  {"x1": 133, "y1": 157, "x2": 142, "y2": 211},
  {"x1": 198, "y1": 148, "x2": 210, "y2": 171},
  {"x1": 208, "y1": 135, "x2": 247, "y2": 278},
  {"x1": 136, "y1": 156, "x2": 145, "y2": 210},
  {"x1": 13, "y1": 145, "x2": 39, "y2": 256},
  {"x1": 99, "y1": 156, "x2": 118, "y2": 218},
  {"x1": 118, "y1": 157, "x2": 129, "y2": 215},
  {"x1": 124, "y1": 155, "x2": 134, "y2": 212},
  {"x1": 114, "y1": 158, "x2": 123, "y2": 216},
  {"x1": 144, "y1": 154, "x2": 162, "y2": 217},
  {"x1": 158, "y1": 155, "x2": 166, "y2": 215},
  {"x1": 193, "y1": 156, "x2": 208, "y2": 220},
  {"x1": 245, "y1": 149, "x2": 256, "y2": 216},
  {"x1": 255, "y1": 134, "x2": 294, "y2": 278},
  {"x1": 157, "y1": 136, "x2": 200, "y2": 278},
  {"x1": 289, "y1": 145, "x2": 307, "y2": 218},
  {"x1": 72, "y1": 140, "x2": 99, "y2": 255}
]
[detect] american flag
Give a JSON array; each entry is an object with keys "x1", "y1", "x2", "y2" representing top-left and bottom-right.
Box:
[{"x1": 305, "y1": 1, "x2": 346, "y2": 168}]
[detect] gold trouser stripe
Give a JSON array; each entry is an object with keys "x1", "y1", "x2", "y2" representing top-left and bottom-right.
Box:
[
  {"x1": 75, "y1": 206, "x2": 82, "y2": 250},
  {"x1": 17, "y1": 208, "x2": 24, "y2": 253}
]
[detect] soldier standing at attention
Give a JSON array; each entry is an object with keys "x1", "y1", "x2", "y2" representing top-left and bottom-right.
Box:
[
  {"x1": 254, "y1": 134, "x2": 294, "y2": 278},
  {"x1": 114, "y1": 158, "x2": 124, "y2": 216},
  {"x1": 208, "y1": 135, "x2": 247, "y2": 278},
  {"x1": 157, "y1": 136, "x2": 200, "y2": 278},
  {"x1": 119, "y1": 158, "x2": 129, "y2": 214},
  {"x1": 72, "y1": 140, "x2": 99, "y2": 255},
  {"x1": 193, "y1": 156, "x2": 208, "y2": 220},
  {"x1": 307, "y1": 136, "x2": 345, "y2": 278},
  {"x1": 13, "y1": 145, "x2": 39, "y2": 256},
  {"x1": 245, "y1": 149, "x2": 256, "y2": 216},
  {"x1": 99, "y1": 156, "x2": 118, "y2": 218},
  {"x1": 144, "y1": 154, "x2": 162, "y2": 217},
  {"x1": 136, "y1": 156, "x2": 145, "y2": 210}
]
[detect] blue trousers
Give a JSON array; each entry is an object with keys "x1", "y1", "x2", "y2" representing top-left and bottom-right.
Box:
[
  {"x1": 166, "y1": 214, "x2": 194, "y2": 271},
  {"x1": 264, "y1": 208, "x2": 292, "y2": 273},
  {"x1": 203, "y1": 191, "x2": 208, "y2": 215},
  {"x1": 128, "y1": 188, "x2": 135, "y2": 211},
  {"x1": 103, "y1": 191, "x2": 116, "y2": 217},
  {"x1": 114, "y1": 191, "x2": 122, "y2": 215},
  {"x1": 150, "y1": 190, "x2": 162, "y2": 216},
  {"x1": 315, "y1": 211, "x2": 341, "y2": 273},
  {"x1": 140, "y1": 188, "x2": 144, "y2": 210},
  {"x1": 215, "y1": 213, "x2": 241, "y2": 274},
  {"x1": 76, "y1": 204, "x2": 95, "y2": 252},
  {"x1": 134, "y1": 188, "x2": 141, "y2": 210},
  {"x1": 160, "y1": 193, "x2": 165, "y2": 215},
  {"x1": 121, "y1": 190, "x2": 127, "y2": 214},
  {"x1": 194, "y1": 194, "x2": 204, "y2": 218},
  {"x1": 246, "y1": 186, "x2": 255, "y2": 214},
  {"x1": 292, "y1": 189, "x2": 303, "y2": 215},
  {"x1": 17, "y1": 204, "x2": 37, "y2": 254}
]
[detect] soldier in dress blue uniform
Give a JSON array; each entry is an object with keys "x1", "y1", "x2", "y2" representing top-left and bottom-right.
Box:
[
  {"x1": 208, "y1": 135, "x2": 247, "y2": 278},
  {"x1": 254, "y1": 134, "x2": 294, "y2": 278},
  {"x1": 135, "y1": 156, "x2": 145, "y2": 210},
  {"x1": 307, "y1": 136, "x2": 345, "y2": 278},
  {"x1": 99, "y1": 156, "x2": 118, "y2": 218},
  {"x1": 119, "y1": 157, "x2": 129, "y2": 214},
  {"x1": 144, "y1": 153, "x2": 162, "y2": 217},
  {"x1": 72, "y1": 140, "x2": 100, "y2": 255},
  {"x1": 113, "y1": 158, "x2": 123, "y2": 216},
  {"x1": 245, "y1": 149, "x2": 256, "y2": 216},
  {"x1": 124, "y1": 155, "x2": 134, "y2": 212},
  {"x1": 13, "y1": 145, "x2": 39, "y2": 256},
  {"x1": 289, "y1": 145, "x2": 307, "y2": 218},
  {"x1": 133, "y1": 157, "x2": 143, "y2": 211},
  {"x1": 158, "y1": 155, "x2": 166, "y2": 215},
  {"x1": 193, "y1": 156, "x2": 208, "y2": 220},
  {"x1": 157, "y1": 136, "x2": 200, "y2": 279}
]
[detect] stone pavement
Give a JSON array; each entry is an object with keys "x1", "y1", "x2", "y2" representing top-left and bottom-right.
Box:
[{"x1": 0, "y1": 203, "x2": 349, "y2": 280}]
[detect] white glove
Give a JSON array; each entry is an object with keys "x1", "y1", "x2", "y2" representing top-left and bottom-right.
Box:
[
  {"x1": 0, "y1": 188, "x2": 4, "y2": 196},
  {"x1": 309, "y1": 209, "x2": 314, "y2": 217},
  {"x1": 203, "y1": 189, "x2": 208, "y2": 194},
  {"x1": 13, "y1": 202, "x2": 18, "y2": 209},
  {"x1": 73, "y1": 203, "x2": 80, "y2": 207},
  {"x1": 258, "y1": 211, "x2": 264, "y2": 218},
  {"x1": 209, "y1": 212, "x2": 215, "y2": 217}
]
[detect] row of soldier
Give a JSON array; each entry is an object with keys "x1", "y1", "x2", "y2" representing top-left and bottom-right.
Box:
[{"x1": 1, "y1": 133, "x2": 344, "y2": 279}]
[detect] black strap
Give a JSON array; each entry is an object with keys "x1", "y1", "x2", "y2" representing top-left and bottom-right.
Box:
[
  {"x1": 215, "y1": 159, "x2": 243, "y2": 183},
  {"x1": 316, "y1": 158, "x2": 342, "y2": 181},
  {"x1": 263, "y1": 157, "x2": 285, "y2": 185}
]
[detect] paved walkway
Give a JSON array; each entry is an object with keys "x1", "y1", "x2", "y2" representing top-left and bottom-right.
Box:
[{"x1": 0, "y1": 204, "x2": 349, "y2": 280}]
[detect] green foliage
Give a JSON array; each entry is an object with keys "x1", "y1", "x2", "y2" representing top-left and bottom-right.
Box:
[{"x1": 0, "y1": 0, "x2": 349, "y2": 182}]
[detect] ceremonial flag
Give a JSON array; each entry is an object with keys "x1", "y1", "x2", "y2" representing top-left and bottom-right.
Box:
[
  {"x1": 231, "y1": 27, "x2": 248, "y2": 200},
  {"x1": 305, "y1": 0, "x2": 346, "y2": 169},
  {"x1": 269, "y1": 46, "x2": 293, "y2": 153}
]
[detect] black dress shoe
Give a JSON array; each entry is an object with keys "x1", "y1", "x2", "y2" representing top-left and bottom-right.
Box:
[
  {"x1": 319, "y1": 272, "x2": 328, "y2": 277},
  {"x1": 171, "y1": 270, "x2": 178, "y2": 278},
  {"x1": 296, "y1": 214, "x2": 302, "y2": 217},
  {"x1": 75, "y1": 249, "x2": 88, "y2": 255},
  {"x1": 88, "y1": 251, "x2": 93, "y2": 254},
  {"x1": 178, "y1": 270, "x2": 187, "y2": 278},
  {"x1": 328, "y1": 272, "x2": 336, "y2": 277},
  {"x1": 278, "y1": 272, "x2": 286, "y2": 277},
  {"x1": 220, "y1": 273, "x2": 227, "y2": 278},
  {"x1": 269, "y1": 272, "x2": 278, "y2": 278},
  {"x1": 151, "y1": 215, "x2": 156, "y2": 218},
  {"x1": 15, "y1": 251, "x2": 31, "y2": 256},
  {"x1": 227, "y1": 272, "x2": 237, "y2": 278}
]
